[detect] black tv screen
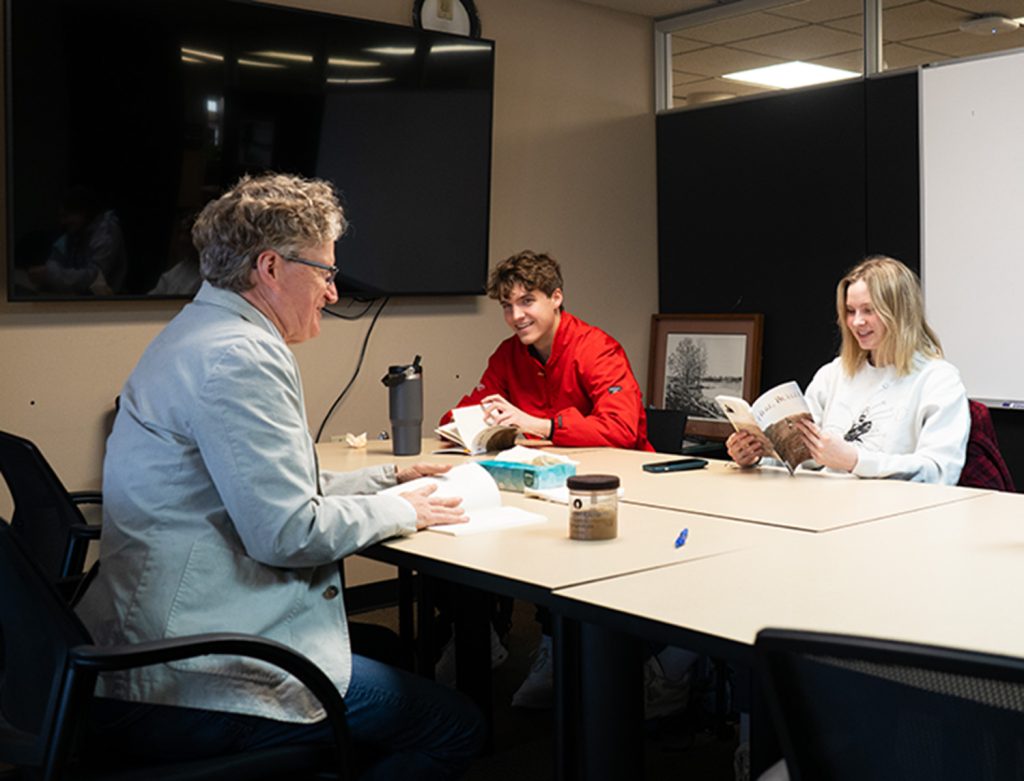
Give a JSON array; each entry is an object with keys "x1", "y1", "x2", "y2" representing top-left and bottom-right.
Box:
[{"x1": 5, "y1": 0, "x2": 494, "y2": 300}]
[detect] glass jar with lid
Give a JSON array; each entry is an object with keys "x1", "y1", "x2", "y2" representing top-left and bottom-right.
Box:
[{"x1": 567, "y1": 474, "x2": 619, "y2": 540}]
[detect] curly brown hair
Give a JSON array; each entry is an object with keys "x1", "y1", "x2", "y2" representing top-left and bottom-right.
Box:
[
  {"x1": 192, "y1": 173, "x2": 346, "y2": 292},
  {"x1": 486, "y1": 250, "x2": 564, "y2": 307}
]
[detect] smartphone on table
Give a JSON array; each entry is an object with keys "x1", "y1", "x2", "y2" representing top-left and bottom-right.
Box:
[{"x1": 642, "y1": 457, "x2": 708, "y2": 473}]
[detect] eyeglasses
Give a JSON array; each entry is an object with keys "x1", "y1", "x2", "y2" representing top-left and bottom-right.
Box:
[{"x1": 281, "y1": 254, "x2": 339, "y2": 284}]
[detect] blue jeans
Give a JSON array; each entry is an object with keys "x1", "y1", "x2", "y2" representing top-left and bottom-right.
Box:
[{"x1": 88, "y1": 654, "x2": 486, "y2": 779}]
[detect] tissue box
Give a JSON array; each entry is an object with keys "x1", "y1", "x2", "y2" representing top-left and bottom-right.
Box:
[{"x1": 477, "y1": 459, "x2": 576, "y2": 492}]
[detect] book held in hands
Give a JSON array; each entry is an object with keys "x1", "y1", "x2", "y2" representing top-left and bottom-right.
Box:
[
  {"x1": 435, "y1": 404, "x2": 518, "y2": 455},
  {"x1": 716, "y1": 381, "x2": 813, "y2": 474}
]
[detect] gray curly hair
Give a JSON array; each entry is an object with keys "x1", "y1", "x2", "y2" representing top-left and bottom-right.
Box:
[{"x1": 192, "y1": 173, "x2": 347, "y2": 292}]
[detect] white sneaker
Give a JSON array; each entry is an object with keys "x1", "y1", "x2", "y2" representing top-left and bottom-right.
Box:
[
  {"x1": 643, "y1": 654, "x2": 693, "y2": 719},
  {"x1": 490, "y1": 623, "x2": 509, "y2": 668},
  {"x1": 511, "y1": 634, "x2": 554, "y2": 709},
  {"x1": 434, "y1": 624, "x2": 509, "y2": 687}
]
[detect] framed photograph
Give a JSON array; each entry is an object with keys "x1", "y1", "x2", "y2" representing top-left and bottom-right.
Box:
[{"x1": 647, "y1": 314, "x2": 764, "y2": 441}]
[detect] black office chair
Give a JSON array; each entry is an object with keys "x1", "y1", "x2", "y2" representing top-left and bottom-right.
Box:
[
  {"x1": 0, "y1": 430, "x2": 102, "y2": 599},
  {"x1": 755, "y1": 628, "x2": 1024, "y2": 781},
  {"x1": 644, "y1": 407, "x2": 689, "y2": 454},
  {"x1": 0, "y1": 521, "x2": 350, "y2": 781}
]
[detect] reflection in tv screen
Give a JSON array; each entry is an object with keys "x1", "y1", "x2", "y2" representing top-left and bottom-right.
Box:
[{"x1": 6, "y1": 0, "x2": 493, "y2": 301}]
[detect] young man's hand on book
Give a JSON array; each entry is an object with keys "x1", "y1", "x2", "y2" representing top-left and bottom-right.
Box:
[
  {"x1": 726, "y1": 430, "x2": 768, "y2": 467},
  {"x1": 795, "y1": 419, "x2": 858, "y2": 473},
  {"x1": 480, "y1": 394, "x2": 552, "y2": 439}
]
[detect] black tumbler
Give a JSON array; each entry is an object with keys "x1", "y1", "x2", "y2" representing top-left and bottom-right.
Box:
[{"x1": 382, "y1": 356, "x2": 423, "y2": 456}]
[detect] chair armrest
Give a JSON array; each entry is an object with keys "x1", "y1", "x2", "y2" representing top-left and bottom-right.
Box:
[
  {"x1": 68, "y1": 633, "x2": 349, "y2": 761},
  {"x1": 69, "y1": 491, "x2": 103, "y2": 506}
]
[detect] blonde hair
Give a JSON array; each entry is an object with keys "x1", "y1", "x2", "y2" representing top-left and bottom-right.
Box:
[
  {"x1": 836, "y1": 255, "x2": 942, "y2": 376},
  {"x1": 192, "y1": 173, "x2": 346, "y2": 292}
]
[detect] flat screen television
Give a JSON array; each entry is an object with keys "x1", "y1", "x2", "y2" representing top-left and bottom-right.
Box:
[{"x1": 5, "y1": 0, "x2": 494, "y2": 301}]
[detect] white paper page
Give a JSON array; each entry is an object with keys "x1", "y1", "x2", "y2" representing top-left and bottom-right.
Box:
[
  {"x1": 427, "y1": 506, "x2": 547, "y2": 536},
  {"x1": 380, "y1": 462, "x2": 499, "y2": 513},
  {"x1": 451, "y1": 405, "x2": 490, "y2": 448},
  {"x1": 379, "y1": 462, "x2": 546, "y2": 534}
]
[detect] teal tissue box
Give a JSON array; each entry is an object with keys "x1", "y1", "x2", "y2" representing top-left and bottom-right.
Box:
[{"x1": 477, "y1": 459, "x2": 576, "y2": 492}]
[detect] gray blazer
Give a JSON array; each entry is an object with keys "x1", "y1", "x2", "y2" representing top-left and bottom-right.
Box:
[{"x1": 77, "y1": 283, "x2": 416, "y2": 723}]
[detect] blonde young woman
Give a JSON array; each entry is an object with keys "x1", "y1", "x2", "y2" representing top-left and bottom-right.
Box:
[{"x1": 727, "y1": 256, "x2": 969, "y2": 484}]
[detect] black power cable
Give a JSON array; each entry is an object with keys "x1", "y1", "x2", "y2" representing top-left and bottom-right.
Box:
[{"x1": 314, "y1": 296, "x2": 390, "y2": 443}]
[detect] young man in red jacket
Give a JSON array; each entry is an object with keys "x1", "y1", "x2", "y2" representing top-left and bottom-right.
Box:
[
  {"x1": 438, "y1": 252, "x2": 697, "y2": 713},
  {"x1": 442, "y1": 250, "x2": 653, "y2": 451}
]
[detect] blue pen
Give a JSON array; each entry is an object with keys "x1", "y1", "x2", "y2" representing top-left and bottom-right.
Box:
[{"x1": 674, "y1": 528, "x2": 689, "y2": 548}]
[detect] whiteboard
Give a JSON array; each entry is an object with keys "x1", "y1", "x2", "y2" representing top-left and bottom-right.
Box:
[{"x1": 921, "y1": 49, "x2": 1024, "y2": 406}]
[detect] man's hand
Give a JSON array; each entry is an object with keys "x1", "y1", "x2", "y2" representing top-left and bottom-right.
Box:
[
  {"x1": 399, "y1": 483, "x2": 468, "y2": 530},
  {"x1": 396, "y1": 462, "x2": 453, "y2": 484},
  {"x1": 726, "y1": 430, "x2": 767, "y2": 467},
  {"x1": 796, "y1": 418, "x2": 858, "y2": 473},
  {"x1": 480, "y1": 394, "x2": 551, "y2": 439}
]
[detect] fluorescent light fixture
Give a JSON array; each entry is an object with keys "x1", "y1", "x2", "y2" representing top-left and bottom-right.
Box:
[
  {"x1": 326, "y1": 77, "x2": 394, "y2": 85},
  {"x1": 430, "y1": 43, "x2": 490, "y2": 53},
  {"x1": 327, "y1": 57, "x2": 381, "y2": 68},
  {"x1": 181, "y1": 55, "x2": 204, "y2": 64},
  {"x1": 237, "y1": 58, "x2": 285, "y2": 69},
  {"x1": 366, "y1": 46, "x2": 416, "y2": 56},
  {"x1": 181, "y1": 46, "x2": 224, "y2": 62},
  {"x1": 724, "y1": 61, "x2": 859, "y2": 89},
  {"x1": 250, "y1": 50, "x2": 313, "y2": 63}
]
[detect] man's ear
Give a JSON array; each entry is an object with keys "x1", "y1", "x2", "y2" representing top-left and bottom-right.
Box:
[
  {"x1": 253, "y1": 249, "x2": 282, "y2": 287},
  {"x1": 550, "y1": 288, "x2": 564, "y2": 310}
]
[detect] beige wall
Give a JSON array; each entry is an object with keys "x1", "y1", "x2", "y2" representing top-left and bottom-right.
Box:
[{"x1": 0, "y1": 0, "x2": 657, "y2": 527}]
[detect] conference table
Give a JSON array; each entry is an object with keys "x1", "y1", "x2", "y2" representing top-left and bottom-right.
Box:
[
  {"x1": 563, "y1": 447, "x2": 981, "y2": 532},
  {"x1": 318, "y1": 439, "x2": 997, "y2": 779}
]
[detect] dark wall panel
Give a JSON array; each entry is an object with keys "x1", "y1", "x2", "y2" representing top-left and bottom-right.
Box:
[{"x1": 657, "y1": 75, "x2": 919, "y2": 396}]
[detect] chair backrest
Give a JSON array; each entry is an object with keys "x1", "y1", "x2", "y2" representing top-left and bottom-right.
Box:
[
  {"x1": 0, "y1": 520, "x2": 93, "y2": 769},
  {"x1": 756, "y1": 628, "x2": 1024, "y2": 781},
  {"x1": 958, "y1": 400, "x2": 1016, "y2": 492},
  {"x1": 644, "y1": 407, "x2": 689, "y2": 455},
  {"x1": 0, "y1": 430, "x2": 92, "y2": 580}
]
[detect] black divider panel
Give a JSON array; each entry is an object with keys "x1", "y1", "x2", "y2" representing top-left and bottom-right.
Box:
[{"x1": 657, "y1": 75, "x2": 919, "y2": 395}]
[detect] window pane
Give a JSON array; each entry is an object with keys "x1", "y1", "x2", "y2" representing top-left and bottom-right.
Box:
[
  {"x1": 670, "y1": 0, "x2": 864, "y2": 108},
  {"x1": 881, "y1": 0, "x2": 1024, "y2": 71}
]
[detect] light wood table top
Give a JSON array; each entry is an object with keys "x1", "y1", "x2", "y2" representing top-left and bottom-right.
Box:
[
  {"x1": 559, "y1": 447, "x2": 986, "y2": 532},
  {"x1": 360, "y1": 490, "x2": 796, "y2": 596},
  {"x1": 554, "y1": 491, "x2": 1024, "y2": 658}
]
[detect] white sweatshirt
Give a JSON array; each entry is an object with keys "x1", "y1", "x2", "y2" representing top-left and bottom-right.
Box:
[{"x1": 803, "y1": 354, "x2": 969, "y2": 484}]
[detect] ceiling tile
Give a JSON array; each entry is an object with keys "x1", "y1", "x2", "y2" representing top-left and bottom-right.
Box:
[
  {"x1": 673, "y1": 75, "x2": 770, "y2": 104},
  {"x1": 810, "y1": 50, "x2": 865, "y2": 71},
  {"x1": 879, "y1": 41, "x2": 950, "y2": 68},
  {"x1": 907, "y1": 28, "x2": 1024, "y2": 55},
  {"x1": 768, "y1": 0, "x2": 863, "y2": 24},
  {"x1": 928, "y1": 0, "x2": 1024, "y2": 15},
  {"x1": 672, "y1": 34, "x2": 712, "y2": 55},
  {"x1": 671, "y1": 11, "x2": 806, "y2": 44},
  {"x1": 729, "y1": 23, "x2": 863, "y2": 59},
  {"x1": 881, "y1": 1, "x2": 973, "y2": 40},
  {"x1": 673, "y1": 45, "x2": 784, "y2": 77}
]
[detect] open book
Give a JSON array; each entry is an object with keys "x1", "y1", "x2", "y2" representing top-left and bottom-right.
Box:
[
  {"x1": 715, "y1": 381, "x2": 814, "y2": 475},
  {"x1": 379, "y1": 462, "x2": 546, "y2": 536},
  {"x1": 435, "y1": 405, "x2": 518, "y2": 455}
]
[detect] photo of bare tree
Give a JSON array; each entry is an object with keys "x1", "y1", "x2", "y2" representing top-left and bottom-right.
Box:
[{"x1": 663, "y1": 333, "x2": 745, "y2": 421}]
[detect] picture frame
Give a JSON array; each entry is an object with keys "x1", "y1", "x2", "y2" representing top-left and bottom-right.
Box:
[{"x1": 647, "y1": 314, "x2": 764, "y2": 441}]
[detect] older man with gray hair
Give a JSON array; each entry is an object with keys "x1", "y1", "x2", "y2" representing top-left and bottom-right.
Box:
[{"x1": 77, "y1": 173, "x2": 484, "y2": 779}]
